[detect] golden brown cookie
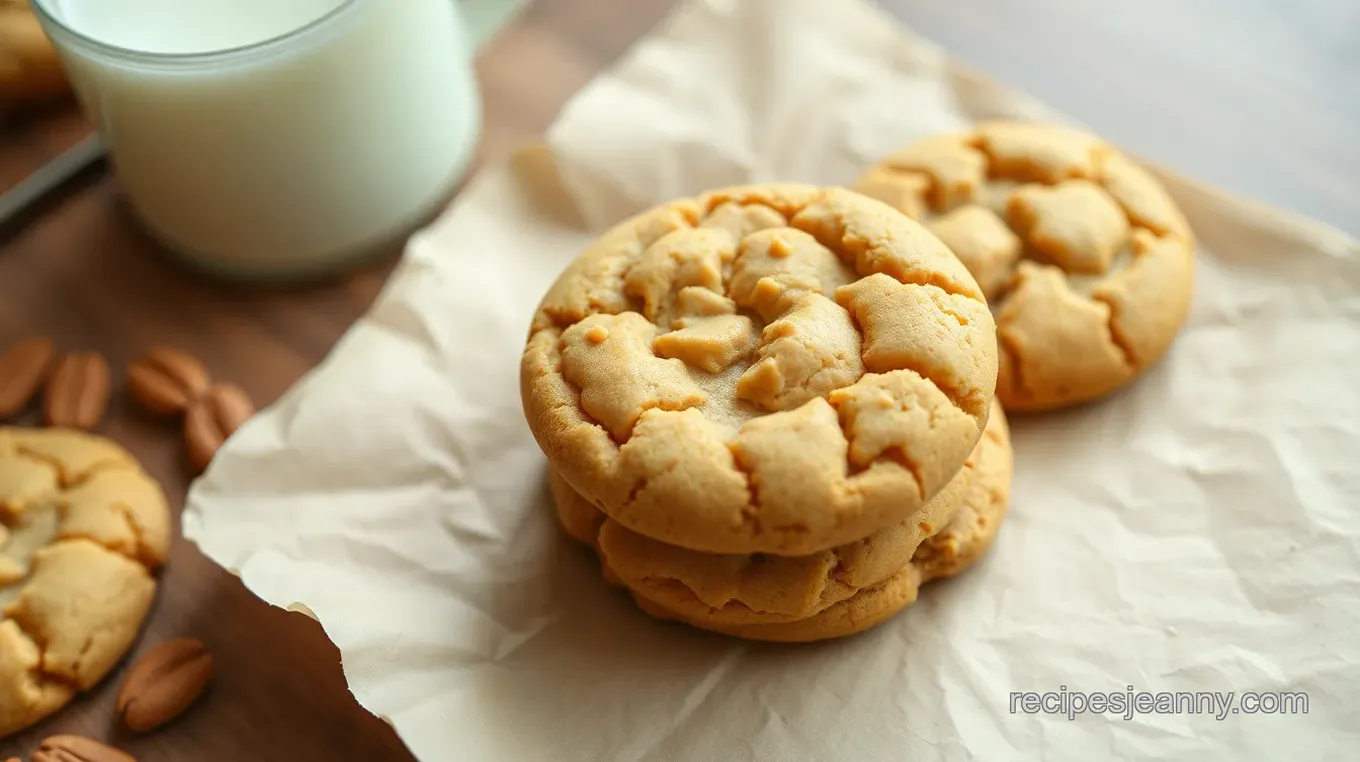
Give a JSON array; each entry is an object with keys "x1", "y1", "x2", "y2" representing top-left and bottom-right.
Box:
[
  {"x1": 853, "y1": 122, "x2": 1194, "y2": 413},
  {"x1": 522, "y1": 184, "x2": 999, "y2": 556},
  {"x1": 0, "y1": 0, "x2": 68, "y2": 109},
  {"x1": 548, "y1": 404, "x2": 1012, "y2": 641},
  {"x1": 0, "y1": 427, "x2": 170, "y2": 738},
  {"x1": 578, "y1": 403, "x2": 1008, "y2": 626},
  {"x1": 627, "y1": 406, "x2": 1013, "y2": 643}
]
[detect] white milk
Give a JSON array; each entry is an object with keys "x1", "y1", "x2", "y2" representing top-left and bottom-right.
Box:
[{"x1": 34, "y1": 0, "x2": 481, "y2": 277}]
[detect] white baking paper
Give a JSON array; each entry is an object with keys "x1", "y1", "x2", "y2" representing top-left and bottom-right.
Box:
[{"x1": 182, "y1": 0, "x2": 1360, "y2": 759}]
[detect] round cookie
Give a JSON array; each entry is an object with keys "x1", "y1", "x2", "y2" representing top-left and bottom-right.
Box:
[
  {"x1": 853, "y1": 122, "x2": 1195, "y2": 412},
  {"x1": 553, "y1": 402, "x2": 1008, "y2": 626},
  {"x1": 0, "y1": 427, "x2": 171, "y2": 738},
  {"x1": 629, "y1": 407, "x2": 1014, "y2": 643},
  {"x1": 522, "y1": 184, "x2": 999, "y2": 556}
]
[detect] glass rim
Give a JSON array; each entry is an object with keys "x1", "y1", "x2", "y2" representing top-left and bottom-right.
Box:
[{"x1": 30, "y1": 0, "x2": 361, "y2": 65}]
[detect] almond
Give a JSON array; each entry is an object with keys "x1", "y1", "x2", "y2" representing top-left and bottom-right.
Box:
[
  {"x1": 184, "y1": 383, "x2": 255, "y2": 474},
  {"x1": 0, "y1": 335, "x2": 54, "y2": 417},
  {"x1": 125, "y1": 346, "x2": 211, "y2": 417},
  {"x1": 42, "y1": 351, "x2": 111, "y2": 430},
  {"x1": 33, "y1": 735, "x2": 136, "y2": 762},
  {"x1": 116, "y1": 637, "x2": 214, "y2": 733}
]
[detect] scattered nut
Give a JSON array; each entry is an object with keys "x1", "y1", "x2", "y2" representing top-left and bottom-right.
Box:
[
  {"x1": 116, "y1": 637, "x2": 214, "y2": 732},
  {"x1": 34, "y1": 734, "x2": 135, "y2": 762},
  {"x1": 42, "y1": 351, "x2": 111, "y2": 430},
  {"x1": 125, "y1": 347, "x2": 211, "y2": 417},
  {"x1": 0, "y1": 335, "x2": 55, "y2": 417},
  {"x1": 184, "y1": 383, "x2": 255, "y2": 474}
]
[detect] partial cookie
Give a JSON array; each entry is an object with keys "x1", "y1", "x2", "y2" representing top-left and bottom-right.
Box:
[
  {"x1": 0, "y1": 0, "x2": 69, "y2": 109},
  {"x1": 0, "y1": 427, "x2": 170, "y2": 738},
  {"x1": 629, "y1": 407, "x2": 1014, "y2": 643},
  {"x1": 548, "y1": 467, "x2": 605, "y2": 549},
  {"x1": 853, "y1": 122, "x2": 1194, "y2": 412},
  {"x1": 522, "y1": 184, "x2": 998, "y2": 556},
  {"x1": 0, "y1": 619, "x2": 73, "y2": 739},
  {"x1": 563, "y1": 403, "x2": 1008, "y2": 626}
]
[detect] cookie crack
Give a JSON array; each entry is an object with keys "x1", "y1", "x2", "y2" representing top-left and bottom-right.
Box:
[
  {"x1": 778, "y1": 188, "x2": 984, "y2": 304},
  {"x1": 620, "y1": 455, "x2": 683, "y2": 514},
  {"x1": 830, "y1": 232, "x2": 981, "y2": 303},
  {"x1": 550, "y1": 330, "x2": 624, "y2": 447},
  {"x1": 12, "y1": 446, "x2": 134, "y2": 489},
  {"x1": 4, "y1": 603, "x2": 79, "y2": 691},
  {"x1": 70, "y1": 629, "x2": 97, "y2": 685},
  {"x1": 112, "y1": 501, "x2": 155, "y2": 569},
  {"x1": 0, "y1": 454, "x2": 59, "y2": 521},
  {"x1": 640, "y1": 575, "x2": 812, "y2": 621},
  {"x1": 59, "y1": 501, "x2": 156, "y2": 570},
  {"x1": 699, "y1": 192, "x2": 809, "y2": 221},
  {"x1": 724, "y1": 442, "x2": 763, "y2": 538},
  {"x1": 996, "y1": 329, "x2": 1029, "y2": 402},
  {"x1": 827, "y1": 546, "x2": 851, "y2": 584},
  {"x1": 904, "y1": 361, "x2": 985, "y2": 425},
  {"x1": 928, "y1": 289, "x2": 972, "y2": 326},
  {"x1": 1090, "y1": 293, "x2": 1138, "y2": 371},
  {"x1": 840, "y1": 283, "x2": 987, "y2": 423},
  {"x1": 79, "y1": 459, "x2": 138, "y2": 484},
  {"x1": 638, "y1": 574, "x2": 737, "y2": 612},
  {"x1": 880, "y1": 447, "x2": 927, "y2": 504}
]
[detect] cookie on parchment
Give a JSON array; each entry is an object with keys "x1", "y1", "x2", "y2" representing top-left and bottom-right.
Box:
[
  {"x1": 570, "y1": 402, "x2": 1009, "y2": 627},
  {"x1": 853, "y1": 122, "x2": 1194, "y2": 412},
  {"x1": 0, "y1": 428, "x2": 170, "y2": 738},
  {"x1": 522, "y1": 184, "x2": 999, "y2": 557},
  {"x1": 625, "y1": 405, "x2": 1013, "y2": 643},
  {"x1": 548, "y1": 404, "x2": 1012, "y2": 641}
]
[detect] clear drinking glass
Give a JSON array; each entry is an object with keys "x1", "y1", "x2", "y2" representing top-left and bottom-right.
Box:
[{"x1": 32, "y1": 0, "x2": 484, "y2": 281}]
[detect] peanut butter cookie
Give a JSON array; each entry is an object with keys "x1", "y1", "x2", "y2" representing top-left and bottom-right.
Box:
[
  {"x1": 0, "y1": 428, "x2": 170, "y2": 738},
  {"x1": 623, "y1": 405, "x2": 1013, "y2": 643},
  {"x1": 853, "y1": 122, "x2": 1194, "y2": 412},
  {"x1": 522, "y1": 184, "x2": 999, "y2": 556},
  {"x1": 552, "y1": 402, "x2": 1008, "y2": 628}
]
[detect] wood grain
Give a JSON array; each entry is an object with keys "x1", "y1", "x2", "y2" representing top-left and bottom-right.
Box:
[{"x1": 0, "y1": 0, "x2": 1352, "y2": 759}]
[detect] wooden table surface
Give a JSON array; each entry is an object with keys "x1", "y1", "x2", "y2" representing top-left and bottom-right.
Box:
[{"x1": 0, "y1": 0, "x2": 1352, "y2": 759}]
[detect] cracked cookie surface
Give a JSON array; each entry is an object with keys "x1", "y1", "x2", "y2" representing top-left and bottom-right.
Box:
[
  {"x1": 589, "y1": 404, "x2": 1013, "y2": 643},
  {"x1": 522, "y1": 184, "x2": 998, "y2": 556},
  {"x1": 0, "y1": 427, "x2": 169, "y2": 738},
  {"x1": 853, "y1": 122, "x2": 1194, "y2": 412},
  {"x1": 552, "y1": 402, "x2": 1009, "y2": 627}
]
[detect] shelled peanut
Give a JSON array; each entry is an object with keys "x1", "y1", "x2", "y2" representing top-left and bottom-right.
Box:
[
  {"x1": 0, "y1": 337, "x2": 256, "y2": 475},
  {"x1": 124, "y1": 346, "x2": 257, "y2": 474}
]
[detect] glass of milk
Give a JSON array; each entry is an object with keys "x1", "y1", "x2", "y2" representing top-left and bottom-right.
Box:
[{"x1": 31, "y1": 0, "x2": 483, "y2": 280}]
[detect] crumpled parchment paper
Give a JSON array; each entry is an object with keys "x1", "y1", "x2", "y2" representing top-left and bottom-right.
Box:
[{"x1": 182, "y1": 0, "x2": 1360, "y2": 759}]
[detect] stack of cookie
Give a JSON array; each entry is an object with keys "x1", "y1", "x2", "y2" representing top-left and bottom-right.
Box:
[
  {"x1": 521, "y1": 184, "x2": 1015, "y2": 642},
  {"x1": 520, "y1": 123, "x2": 1194, "y2": 642}
]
